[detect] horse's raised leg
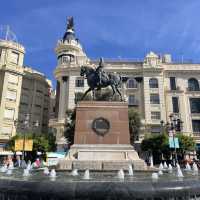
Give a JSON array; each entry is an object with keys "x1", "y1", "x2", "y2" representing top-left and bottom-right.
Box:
[
  {"x1": 81, "y1": 87, "x2": 92, "y2": 100},
  {"x1": 92, "y1": 89, "x2": 96, "y2": 100},
  {"x1": 110, "y1": 84, "x2": 116, "y2": 100},
  {"x1": 116, "y1": 86, "x2": 123, "y2": 101}
]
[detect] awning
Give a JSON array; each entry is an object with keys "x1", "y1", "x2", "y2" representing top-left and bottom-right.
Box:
[
  {"x1": 0, "y1": 151, "x2": 14, "y2": 155},
  {"x1": 46, "y1": 152, "x2": 66, "y2": 158}
]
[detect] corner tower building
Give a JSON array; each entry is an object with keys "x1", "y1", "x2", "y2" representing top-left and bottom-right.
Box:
[
  {"x1": 51, "y1": 17, "x2": 89, "y2": 150},
  {"x1": 51, "y1": 18, "x2": 200, "y2": 151}
]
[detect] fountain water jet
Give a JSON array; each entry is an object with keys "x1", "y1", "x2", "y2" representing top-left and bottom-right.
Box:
[
  {"x1": 164, "y1": 161, "x2": 168, "y2": 169},
  {"x1": 23, "y1": 169, "x2": 30, "y2": 177},
  {"x1": 168, "y1": 164, "x2": 173, "y2": 173},
  {"x1": 192, "y1": 163, "x2": 198, "y2": 175},
  {"x1": 158, "y1": 170, "x2": 163, "y2": 175},
  {"x1": 177, "y1": 167, "x2": 184, "y2": 178},
  {"x1": 50, "y1": 169, "x2": 56, "y2": 178},
  {"x1": 6, "y1": 169, "x2": 12, "y2": 175},
  {"x1": 186, "y1": 162, "x2": 192, "y2": 171},
  {"x1": 150, "y1": 155, "x2": 154, "y2": 168},
  {"x1": 159, "y1": 163, "x2": 163, "y2": 171},
  {"x1": 83, "y1": 169, "x2": 90, "y2": 180},
  {"x1": 0, "y1": 165, "x2": 7, "y2": 173},
  {"x1": 43, "y1": 167, "x2": 50, "y2": 175},
  {"x1": 128, "y1": 164, "x2": 133, "y2": 176},
  {"x1": 152, "y1": 172, "x2": 158, "y2": 180},
  {"x1": 71, "y1": 169, "x2": 79, "y2": 176},
  {"x1": 117, "y1": 169, "x2": 125, "y2": 180}
]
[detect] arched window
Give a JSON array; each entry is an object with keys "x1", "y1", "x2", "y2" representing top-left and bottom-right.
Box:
[
  {"x1": 128, "y1": 95, "x2": 138, "y2": 106},
  {"x1": 188, "y1": 78, "x2": 199, "y2": 91},
  {"x1": 126, "y1": 79, "x2": 138, "y2": 88},
  {"x1": 149, "y1": 78, "x2": 158, "y2": 88}
]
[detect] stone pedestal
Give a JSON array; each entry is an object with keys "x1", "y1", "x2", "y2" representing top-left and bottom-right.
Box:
[{"x1": 58, "y1": 101, "x2": 146, "y2": 171}]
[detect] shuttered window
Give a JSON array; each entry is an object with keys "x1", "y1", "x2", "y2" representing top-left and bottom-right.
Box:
[
  {"x1": 8, "y1": 74, "x2": 19, "y2": 85},
  {"x1": 2, "y1": 126, "x2": 12, "y2": 135},
  {"x1": 4, "y1": 108, "x2": 15, "y2": 119},
  {"x1": 10, "y1": 51, "x2": 19, "y2": 64},
  {"x1": 6, "y1": 90, "x2": 17, "y2": 101}
]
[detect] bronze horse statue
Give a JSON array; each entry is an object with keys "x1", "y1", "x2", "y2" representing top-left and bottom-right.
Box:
[{"x1": 80, "y1": 65, "x2": 123, "y2": 101}]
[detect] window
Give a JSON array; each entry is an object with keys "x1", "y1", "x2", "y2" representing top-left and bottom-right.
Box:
[
  {"x1": 21, "y1": 94, "x2": 29, "y2": 103},
  {"x1": 192, "y1": 120, "x2": 200, "y2": 133},
  {"x1": 4, "y1": 108, "x2": 15, "y2": 119},
  {"x1": 127, "y1": 79, "x2": 137, "y2": 88},
  {"x1": 1, "y1": 126, "x2": 12, "y2": 135},
  {"x1": 170, "y1": 77, "x2": 176, "y2": 90},
  {"x1": 190, "y1": 98, "x2": 200, "y2": 113},
  {"x1": 8, "y1": 74, "x2": 18, "y2": 85},
  {"x1": 149, "y1": 78, "x2": 158, "y2": 88},
  {"x1": 188, "y1": 78, "x2": 199, "y2": 91},
  {"x1": 150, "y1": 94, "x2": 160, "y2": 104},
  {"x1": 128, "y1": 95, "x2": 138, "y2": 106},
  {"x1": 74, "y1": 93, "x2": 80, "y2": 104},
  {"x1": 75, "y1": 78, "x2": 84, "y2": 87},
  {"x1": 10, "y1": 51, "x2": 19, "y2": 64},
  {"x1": 151, "y1": 112, "x2": 161, "y2": 120},
  {"x1": 151, "y1": 126, "x2": 161, "y2": 134},
  {"x1": 172, "y1": 97, "x2": 179, "y2": 113},
  {"x1": 6, "y1": 90, "x2": 17, "y2": 101},
  {"x1": 61, "y1": 54, "x2": 75, "y2": 64}
]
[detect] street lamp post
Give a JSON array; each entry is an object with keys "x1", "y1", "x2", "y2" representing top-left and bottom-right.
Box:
[
  {"x1": 160, "y1": 114, "x2": 183, "y2": 166},
  {"x1": 22, "y1": 114, "x2": 30, "y2": 160}
]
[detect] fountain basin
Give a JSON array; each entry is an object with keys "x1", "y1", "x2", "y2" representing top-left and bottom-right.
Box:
[
  {"x1": 0, "y1": 178, "x2": 200, "y2": 199},
  {"x1": 0, "y1": 170, "x2": 200, "y2": 199}
]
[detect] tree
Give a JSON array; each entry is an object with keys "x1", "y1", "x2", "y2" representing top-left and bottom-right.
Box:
[
  {"x1": 176, "y1": 134, "x2": 196, "y2": 157},
  {"x1": 141, "y1": 133, "x2": 196, "y2": 163},
  {"x1": 128, "y1": 108, "x2": 141, "y2": 144},
  {"x1": 6, "y1": 132, "x2": 56, "y2": 159},
  {"x1": 64, "y1": 109, "x2": 76, "y2": 145}
]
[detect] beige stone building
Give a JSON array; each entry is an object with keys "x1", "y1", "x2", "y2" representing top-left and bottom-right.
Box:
[
  {"x1": 50, "y1": 20, "x2": 200, "y2": 149},
  {"x1": 0, "y1": 38, "x2": 51, "y2": 150}
]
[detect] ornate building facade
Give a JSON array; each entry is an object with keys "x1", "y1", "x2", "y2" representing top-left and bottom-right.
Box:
[
  {"x1": 50, "y1": 19, "x2": 200, "y2": 150},
  {"x1": 0, "y1": 38, "x2": 52, "y2": 150}
]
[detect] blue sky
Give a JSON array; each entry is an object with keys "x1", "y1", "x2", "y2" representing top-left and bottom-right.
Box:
[{"x1": 1, "y1": 0, "x2": 200, "y2": 87}]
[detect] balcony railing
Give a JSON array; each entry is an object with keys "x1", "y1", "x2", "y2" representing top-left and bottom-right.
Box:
[
  {"x1": 128, "y1": 99, "x2": 139, "y2": 106},
  {"x1": 187, "y1": 87, "x2": 200, "y2": 92}
]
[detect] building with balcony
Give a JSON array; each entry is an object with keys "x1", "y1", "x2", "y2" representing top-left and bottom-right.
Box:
[
  {"x1": 0, "y1": 37, "x2": 52, "y2": 151},
  {"x1": 50, "y1": 18, "x2": 200, "y2": 150}
]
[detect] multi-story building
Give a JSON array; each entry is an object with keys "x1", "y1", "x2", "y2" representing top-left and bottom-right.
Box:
[
  {"x1": 50, "y1": 18, "x2": 200, "y2": 150},
  {"x1": 0, "y1": 37, "x2": 51, "y2": 151},
  {"x1": 17, "y1": 67, "x2": 52, "y2": 134}
]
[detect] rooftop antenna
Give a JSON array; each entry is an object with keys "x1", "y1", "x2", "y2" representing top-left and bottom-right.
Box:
[
  {"x1": 0, "y1": 25, "x2": 17, "y2": 42},
  {"x1": 181, "y1": 54, "x2": 184, "y2": 64}
]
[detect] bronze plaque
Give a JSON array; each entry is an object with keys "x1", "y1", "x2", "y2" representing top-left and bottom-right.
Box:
[{"x1": 92, "y1": 117, "x2": 110, "y2": 136}]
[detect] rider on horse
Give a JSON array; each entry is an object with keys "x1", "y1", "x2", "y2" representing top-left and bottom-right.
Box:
[{"x1": 95, "y1": 57, "x2": 109, "y2": 86}]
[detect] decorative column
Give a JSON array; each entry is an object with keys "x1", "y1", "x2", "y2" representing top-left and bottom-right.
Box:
[{"x1": 58, "y1": 76, "x2": 68, "y2": 119}]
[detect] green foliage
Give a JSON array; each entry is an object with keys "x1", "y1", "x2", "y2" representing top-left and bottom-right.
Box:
[
  {"x1": 141, "y1": 133, "x2": 169, "y2": 152},
  {"x1": 141, "y1": 133, "x2": 196, "y2": 160},
  {"x1": 64, "y1": 109, "x2": 76, "y2": 145},
  {"x1": 176, "y1": 134, "x2": 196, "y2": 153},
  {"x1": 128, "y1": 108, "x2": 141, "y2": 144},
  {"x1": 6, "y1": 132, "x2": 56, "y2": 153}
]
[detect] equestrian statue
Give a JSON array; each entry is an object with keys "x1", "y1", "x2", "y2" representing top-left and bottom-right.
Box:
[{"x1": 80, "y1": 58, "x2": 123, "y2": 101}]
